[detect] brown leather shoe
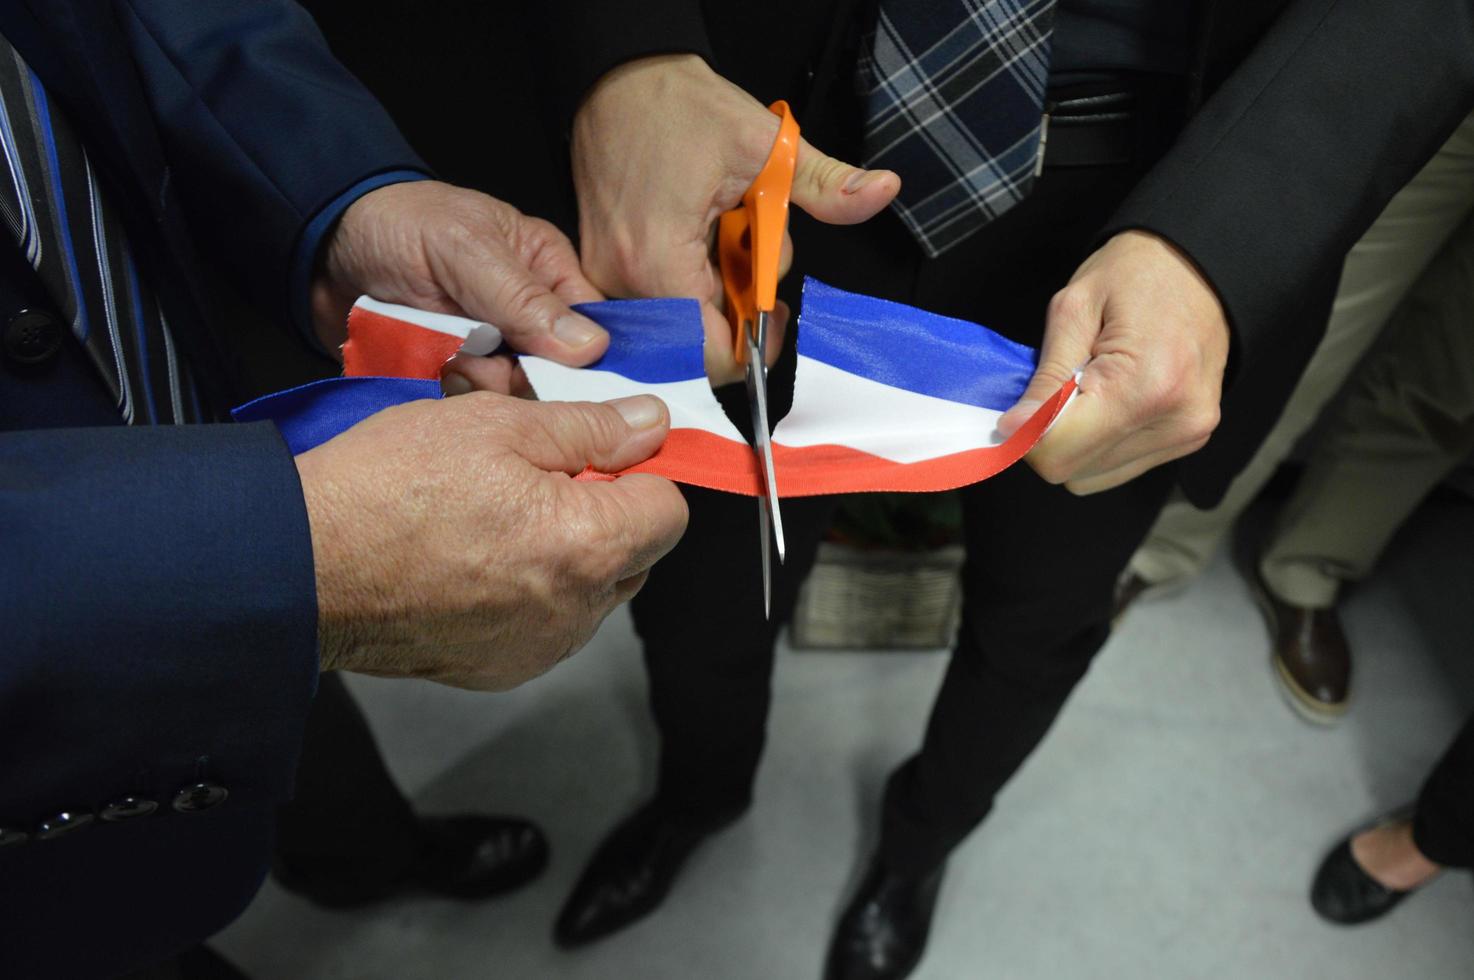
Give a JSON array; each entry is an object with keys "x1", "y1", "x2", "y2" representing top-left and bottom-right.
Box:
[
  {"x1": 1240, "y1": 557, "x2": 1351, "y2": 724},
  {"x1": 1110, "y1": 568, "x2": 1188, "y2": 627},
  {"x1": 1111, "y1": 570, "x2": 1152, "y2": 626}
]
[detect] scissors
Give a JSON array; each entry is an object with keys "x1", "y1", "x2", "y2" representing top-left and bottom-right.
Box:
[{"x1": 718, "y1": 100, "x2": 798, "y2": 619}]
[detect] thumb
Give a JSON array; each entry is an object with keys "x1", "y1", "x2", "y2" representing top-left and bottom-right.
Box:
[
  {"x1": 513, "y1": 395, "x2": 671, "y2": 475},
  {"x1": 789, "y1": 137, "x2": 900, "y2": 226},
  {"x1": 997, "y1": 287, "x2": 1101, "y2": 437},
  {"x1": 438, "y1": 239, "x2": 610, "y2": 368}
]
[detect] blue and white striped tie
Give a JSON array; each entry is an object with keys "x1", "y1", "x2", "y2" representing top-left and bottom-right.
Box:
[{"x1": 0, "y1": 34, "x2": 202, "y2": 424}]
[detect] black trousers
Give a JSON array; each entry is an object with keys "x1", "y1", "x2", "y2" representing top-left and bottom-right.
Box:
[
  {"x1": 273, "y1": 673, "x2": 423, "y2": 884},
  {"x1": 1413, "y1": 712, "x2": 1474, "y2": 869},
  {"x1": 128, "y1": 679, "x2": 418, "y2": 979},
  {"x1": 633, "y1": 80, "x2": 1186, "y2": 876}
]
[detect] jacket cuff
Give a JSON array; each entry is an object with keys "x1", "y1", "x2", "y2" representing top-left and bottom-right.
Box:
[{"x1": 290, "y1": 169, "x2": 433, "y2": 355}]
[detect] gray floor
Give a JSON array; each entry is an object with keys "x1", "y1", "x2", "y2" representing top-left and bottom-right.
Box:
[{"x1": 218, "y1": 499, "x2": 1474, "y2": 979}]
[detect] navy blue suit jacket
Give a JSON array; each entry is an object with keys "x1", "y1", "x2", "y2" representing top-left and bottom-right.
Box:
[{"x1": 0, "y1": 2, "x2": 426, "y2": 975}]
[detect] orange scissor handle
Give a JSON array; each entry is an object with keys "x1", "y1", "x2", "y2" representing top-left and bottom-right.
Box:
[{"x1": 719, "y1": 100, "x2": 800, "y2": 364}]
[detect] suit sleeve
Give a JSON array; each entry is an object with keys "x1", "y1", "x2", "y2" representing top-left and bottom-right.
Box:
[
  {"x1": 102, "y1": 0, "x2": 432, "y2": 334},
  {"x1": 1103, "y1": 0, "x2": 1474, "y2": 377},
  {"x1": 538, "y1": 0, "x2": 715, "y2": 130},
  {"x1": 0, "y1": 421, "x2": 319, "y2": 826}
]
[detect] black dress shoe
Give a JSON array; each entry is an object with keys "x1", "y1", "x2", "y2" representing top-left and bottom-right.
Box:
[
  {"x1": 274, "y1": 814, "x2": 548, "y2": 908},
  {"x1": 825, "y1": 857, "x2": 944, "y2": 980},
  {"x1": 1311, "y1": 838, "x2": 1414, "y2": 925},
  {"x1": 554, "y1": 800, "x2": 741, "y2": 948}
]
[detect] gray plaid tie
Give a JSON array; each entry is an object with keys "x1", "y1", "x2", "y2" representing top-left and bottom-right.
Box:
[{"x1": 858, "y1": 0, "x2": 1057, "y2": 257}]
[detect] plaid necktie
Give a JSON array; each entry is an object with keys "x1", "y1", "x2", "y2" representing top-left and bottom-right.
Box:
[
  {"x1": 858, "y1": 0, "x2": 1056, "y2": 258},
  {"x1": 0, "y1": 34, "x2": 201, "y2": 424}
]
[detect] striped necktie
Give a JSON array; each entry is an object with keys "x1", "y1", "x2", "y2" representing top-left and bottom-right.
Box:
[
  {"x1": 0, "y1": 35, "x2": 202, "y2": 424},
  {"x1": 858, "y1": 0, "x2": 1056, "y2": 258}
]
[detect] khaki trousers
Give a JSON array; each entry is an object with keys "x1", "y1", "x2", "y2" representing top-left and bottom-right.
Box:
[
  {"x1": 1260, "y1": 208, "x2": 1474, "y2": 606},
  {"x1": 1129, "y1": 112, "x2": 1474, "y2": 591}
]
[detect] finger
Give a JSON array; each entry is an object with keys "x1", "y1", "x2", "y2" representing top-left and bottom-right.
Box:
[
  {"x1": 508, "y1": 362, "x2": 535, "y2": 400},
  {"x1": 578, "y1": 472, "x2": 690, "y2": 580},
  {"x1": 997, "y1": 285, "x2": 1102, "y2": 437},
  {"x1": 1063, "y1": 439, "x2": 1199, "y2": 496},
  {"x1": 520, "y1": 216, "x2": 606, "y2": 306},
  {"x1": 766, "y1": 299, "x2": 789, "y2": 367},
  {"x1": 610, "y1": 569, "x2": 651, "y2": 607},
  {"x1": 513, "y1": 395, "x2": 672, "y2": 475},
  {"x1": 309, "y1": 277, "x2": 359, "y2": 354},
  {"x1": 699, "y1": 295, "x2": 787, "y2": 381},
  {"x1": 1071, "y1": 418, "x2": 1204, "y2": 483},
  {"x1": 1026, "y1": 383, "x2": 1205, "y2": 489},
  {"x1": 700, "y1": 300, "x2": 745, "y2": 386},
  {"x1": 790, "y1": 137, "x2": 900, "y2": 225},
  {"x1": 431, "y1": 232, "x2": 610, "y2": 368},
  {"x1": 442, "y1": 353, "x2": 517, "y2": 396},
  {"x1": 1022, "y1": 387, "x2": 1120, "y2": 485}
]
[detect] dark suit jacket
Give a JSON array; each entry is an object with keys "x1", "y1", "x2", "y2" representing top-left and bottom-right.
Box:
[
  {"x1": 0, "y1": 2, "x2": 425, "y2": 975},
  {"x1": 537, "y1": 0, "x2": 1474, "y2": 506}
]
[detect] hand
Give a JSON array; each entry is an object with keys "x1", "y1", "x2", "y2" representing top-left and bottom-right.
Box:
[
  {"x1": 572, "y1": 54, "x2": 901, "y2": 384},
  {"x1": 997, "y1": 230, "x2": 1230, "y2": 494},
  {"x1": 312, "y1": 181, "x2": 609, "y2": 374},
  {"x1": 296, "y1": 392, "x2": 688, "y2": 690}
]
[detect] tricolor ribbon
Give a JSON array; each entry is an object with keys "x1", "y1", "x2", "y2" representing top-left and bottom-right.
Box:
[{"x1": 233, "y1": 279, "x2": 1076, "y2": 496}]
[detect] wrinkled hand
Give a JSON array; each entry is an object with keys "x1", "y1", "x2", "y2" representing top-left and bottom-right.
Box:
[
  {"x1": 997, "y1": 230, "x2": 1230, "y2": 494},
  {"x1": 572, "y1": 54, "x2": 901, "y2": 384},
  {"x1": 296, "y1": 392, "x2": 688, "y2": 690},
  {"x1": 312, "y1": 181, "x2": 608, "y2": 385}
]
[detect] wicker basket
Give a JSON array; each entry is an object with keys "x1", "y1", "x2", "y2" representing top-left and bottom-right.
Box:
[{"x1": 790, "y1": 541, "x2": 965, "y2": 651}]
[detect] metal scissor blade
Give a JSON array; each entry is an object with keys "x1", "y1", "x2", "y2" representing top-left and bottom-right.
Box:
[
  {"x1": 756, "y1": 494, "x2": 771, "y2": 619},
  {"x1": 749, "y1": 313, "x2": 785, "y2": 563},
  {"x1": 744, "y1": 321, "x2": 784, "y2": 621},
  {"x1": 744, "y1": 361, "x2": 772, "y2": 618}
]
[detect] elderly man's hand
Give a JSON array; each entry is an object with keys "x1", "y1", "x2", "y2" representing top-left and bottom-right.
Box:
[
  {"x1": 296, "y1": 391, "x2": 688, "y2": 691},
  {"x1": 311, "y1": 181, "x2": 608, "y2": 381},
  {"x1": 572, "y1": 54, "x2": 901, "y2": 384},
  {"x1": 997, "y1": 230, "x2": 1230, "y2": 494}
]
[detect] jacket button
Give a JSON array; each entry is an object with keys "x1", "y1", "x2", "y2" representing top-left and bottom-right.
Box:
[
  {"x1": 99, "y1": 796, "x2": 159, "y2": 822},
  {"x1": 172, "y1": 782, "x2": 228, "y2": 813},
  {"x1": 35, "y1": 810, "x2": 95, "y2": 840},
  {"x1": 2, "y1": 310, "x2": 64, "y2": 365},
  {"x1": 0, "y1": 826, "x2": 29, "y2": 847}
]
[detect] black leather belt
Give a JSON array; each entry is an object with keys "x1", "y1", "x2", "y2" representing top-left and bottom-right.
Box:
[{"x1": 1040, "y1": 90, "x2": 1139, "y2": 170}]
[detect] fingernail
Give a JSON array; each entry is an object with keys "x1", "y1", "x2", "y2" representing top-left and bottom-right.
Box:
[
  {"x1": 441, "y1": 371, "x2": 472, "y2": 396},
  {"x1": 843, "y1": 170, "x2": 879, "y2": 194},
  {"x1": 608, "y1": 395, "x2": 663, "y2": 430},
  {"x1": 554, "y1": 314, "x2": 603, "y2": 347}
]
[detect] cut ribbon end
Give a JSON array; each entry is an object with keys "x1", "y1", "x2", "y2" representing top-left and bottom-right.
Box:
[{"x1": 341, "y1": 297, "x2": 501, "y2": 380}]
